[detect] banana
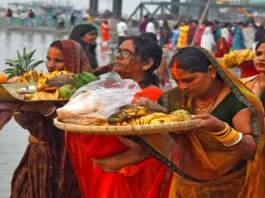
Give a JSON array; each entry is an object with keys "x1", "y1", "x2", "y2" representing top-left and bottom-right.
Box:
[
  {"x1": 122, "y1": 121, "x2": 131, "y2": 126},
  {"x1": 38, "y1": 70, "x2": 43, "y2": 79},
  {"x1": 118, "y1": 105, "x2": 147, "y2": 120},
  {"x1": 149, "y1": 116, "x2": 174, "y2": 124},
  {"x1": 246, "y1": 51, "x2": 255, "y2": 59},
  {"x1": 108, "y1": 117, "x2": 123, "y2": 124},
  {"x1": 241, "y1": 49, "x2": 250, "y2": 59},
  {"x1": 31, "y1": 70, "x2": 38, "y2": 82},
  {"x1": 58, "y1": 71, "x2": 70, "y2": 75},
  {"x1": 18, "y1": 76, "x2": 28, "y2": 83},
  {"x1": 139, "y1": 112, "x2": 168, "y2": 125}
]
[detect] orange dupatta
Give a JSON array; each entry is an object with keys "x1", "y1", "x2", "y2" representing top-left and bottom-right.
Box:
[{"x1": 160, "y1": 46, "x2": 265, "y2": 197}]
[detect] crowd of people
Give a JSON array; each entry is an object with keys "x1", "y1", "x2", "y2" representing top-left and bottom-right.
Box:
[
  {"x1": 1, "y1": 12, "x2": 265, "y2": 198},
  {"x1": 4, "y1": 8, "x2": 79, "y2": 29},
  {"x1": 139, "y1": 15, "x2": 265, "y2": 56}
]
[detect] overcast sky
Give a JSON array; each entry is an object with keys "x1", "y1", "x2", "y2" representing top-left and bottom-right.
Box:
[
  {"x1": 2, "y1": 0, "x2": 190, "y2": 16},
  {"x1": 2, "y1": 0, "x2": 144, "y2": 15}
]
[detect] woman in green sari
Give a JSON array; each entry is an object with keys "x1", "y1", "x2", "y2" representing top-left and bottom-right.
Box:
[{"x1": 156, "y1": 46, "x2": 265, "y2": 197}]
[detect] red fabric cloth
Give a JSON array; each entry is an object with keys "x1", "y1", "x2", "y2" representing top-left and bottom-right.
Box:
[
  {"x1": 66, "y1": 87, "x2": 171, "y2": 198},
  {"x1": 100, "y1": 23, "x2": 110, "y2": 42},
  {"x1": 239, "y1": 60, "x2": 259, "y2": 78},
  {"x1": 214, "y1": 37, "x2": 231, "y2": 58},
  {"x1": 195, "y1": 27, "x2": 205, "y2": 46}
]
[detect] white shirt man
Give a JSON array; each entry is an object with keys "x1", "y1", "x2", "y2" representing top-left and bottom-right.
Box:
[
  {"x1": 117, "y1": 20, "x2": 128, "y2": 37},
  {"x1": 146, "y1": 21, "x2": 156, "y2": 34},
  {"x1": 116, "y1": 19, "x2": 128, "y2": 46}
]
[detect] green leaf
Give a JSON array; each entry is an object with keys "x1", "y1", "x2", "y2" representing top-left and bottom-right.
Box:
[
  {"x1": 27, "y1": 49, "x2": 36, "y2": 61},
  {"x1": 5, "y1": 47, "x2": 42, "y2": 76},
  {"x1": 17, "y1": 50, "x2": 25, "y2": 72},
  {"x1": 28, "y1": 60, "x2": 44, "y2": 70},
  {"x1": 23, "y1": 47, "x2": 28, "y2": 69},
  {"x1": 27, "y1": 59, "x2": 36, "y2": 66}
]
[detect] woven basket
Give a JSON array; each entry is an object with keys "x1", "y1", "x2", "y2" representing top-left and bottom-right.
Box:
[{"x1": 53, "y1": 118, "x2": 202, "y2": 135}]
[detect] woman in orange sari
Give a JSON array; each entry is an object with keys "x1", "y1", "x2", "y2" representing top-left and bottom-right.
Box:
[
  {"x1": 66, "y1": 36, "x2": 171, "y2": 198},
  {"x1": 100, "y1": 20, "x2": 110, "y2": 45},
  {"x1": 156, "y1": 46, "x2": 265, "y2": 197},
  {"x1": 11, "y1": 40, "x2": 92, "y2": 198}
]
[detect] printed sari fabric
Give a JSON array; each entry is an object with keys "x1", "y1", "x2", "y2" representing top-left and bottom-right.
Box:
[
  {"x1": 158, "y1": 46, "x2": 265, "y2": 197},
  {"x1": 11, "y1": 40, "x2": 91, "y2": 198},
  {"x1": 177, "y1": 26, "x2": 189, "y2": 49},
  {"x1": 66, "y1": 87, "x2": 171, "y2": 198}
]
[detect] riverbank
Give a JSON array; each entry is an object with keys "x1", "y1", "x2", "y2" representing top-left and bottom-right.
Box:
[
  {"x1": 0, "y1": 119, "x2": 28, "y2": 198},
  {"x1": 1, "y1": 24, "x2": 71, "y2": 34}
]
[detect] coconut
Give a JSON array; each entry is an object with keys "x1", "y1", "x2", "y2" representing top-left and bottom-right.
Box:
[{"x1": 47, "y1": 74, "x2": 73, "y2": 88}]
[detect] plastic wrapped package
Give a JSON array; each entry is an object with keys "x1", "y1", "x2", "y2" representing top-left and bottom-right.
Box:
[{"x1": 57, "y1": 79, "x2": 141, "y2": 125}]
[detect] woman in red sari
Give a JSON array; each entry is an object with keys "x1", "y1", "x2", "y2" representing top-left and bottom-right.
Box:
[
  {"x1": 66, "y1": 36, "x2": 171, "y2": 198},
  {"x1": 11, "y1": 40, "x2": 92, "y2": 198}
]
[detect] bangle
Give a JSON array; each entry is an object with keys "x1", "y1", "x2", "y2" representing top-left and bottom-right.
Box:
[
  {"x1": 223, "y1": 132, "x2": 243, "y2": 147},
  {"x1": 213, "y1": 127, "x2": 240, "y2": 145},
  {"x1": 214, "y1": 122, "x2": 230, "y2": 136}
]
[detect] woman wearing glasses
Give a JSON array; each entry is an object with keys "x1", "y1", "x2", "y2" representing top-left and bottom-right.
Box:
[{"x1": 66, "y1": 36, "x2": 171, "y2": 198}]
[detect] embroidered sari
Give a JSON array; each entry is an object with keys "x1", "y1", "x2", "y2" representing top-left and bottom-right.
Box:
[
  {"x1": 11, "y1": 40, "x2": 91, "y2": 198},
  {"x1": 155, "y1": 46, "x2": 265, "y2": 197},
  {"x1": 66, "y1": 87, "x2": 172, "y2": 198}
]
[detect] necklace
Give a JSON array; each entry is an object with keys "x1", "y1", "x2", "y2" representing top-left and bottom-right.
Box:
[{"x1": 194, "y1": 82, "x2": 223, "y2": 113}]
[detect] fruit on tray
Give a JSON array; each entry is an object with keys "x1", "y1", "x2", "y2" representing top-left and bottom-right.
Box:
[
  {"x1": 0, "y1": 73, "x2": 8, "y2": 83},
  {"x1": 59, "y1": 85, "x2": 78, "y2": 99},
  {"x1": 4, "y1": 48, "x2": 44, "y2": 79},
  {"x1": 109, "y1": 106, "x2": 191, "y2": 126},
  {"x1": 72, "y1": 72, "x2": 98, "y2": 89},
  {"x1": 36, "y1": 70, "x2": 71, "y2": 91},
  {"x1": 221, "y1": 49, "x2": 255, "y2": 68}
]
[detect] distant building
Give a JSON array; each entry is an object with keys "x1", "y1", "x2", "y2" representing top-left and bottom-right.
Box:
[
  {"x1": 223, "y1": 0, "x2": 247, "y2": 4},
  {"x1": 248, "y1": 0, "x2": 265, "y2": 3}
]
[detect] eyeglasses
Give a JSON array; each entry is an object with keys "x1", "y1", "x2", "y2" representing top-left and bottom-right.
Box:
[{"x1": 114, "y1": 48, "x2": 135, "y2": 58}]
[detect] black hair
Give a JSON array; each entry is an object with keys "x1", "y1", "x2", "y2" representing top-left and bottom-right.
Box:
[
  {"x1": 125, "y1": 36, "x2": 162, "y2": 86},
  {"x1": 174, "y1": 24, "x2": 179, "y2": 29},
  {"x1": 49, "y1": 40, "x2": 63, "y2": 52},
  {"x1": 69, "y1": 24, "x2": 97, "y2": 42},
  {"x1": 69, "y1": 24, "x2": 98, "y2": 69},
  {"x1": 149, "y1": 17, "x2": 154, "y2": 22},
  {"x1": 169, "y1": 47, "x2": 211, "y2": 73},
  {"x1": 255, "y1": 40, "x2": 265, "y2": 51},
  {"x1": 223, "y1": 22, "x2": 231, "y2": 28},
  {"x1": 169, "y1": 47, "x2": 223, "y2": 81},
  {"x1": 141, "y1": 32, "x2": 158, "y2": 43},
  {"x1": 193, "y1": 20, "x2": 199, "y2": 25}
]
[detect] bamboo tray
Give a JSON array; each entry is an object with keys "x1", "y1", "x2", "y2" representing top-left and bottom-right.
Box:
[
  {"x1": 0, "y1": 83, "x2": 67, "y2": 102},
  {"x1": 53, "y1": 118, "x2": 202, "y2": 135}
]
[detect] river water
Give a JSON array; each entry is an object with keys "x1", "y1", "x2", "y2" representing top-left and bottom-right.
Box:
[{"x1": 0, "y1": 29, "x2": 115, "y2": 197}]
